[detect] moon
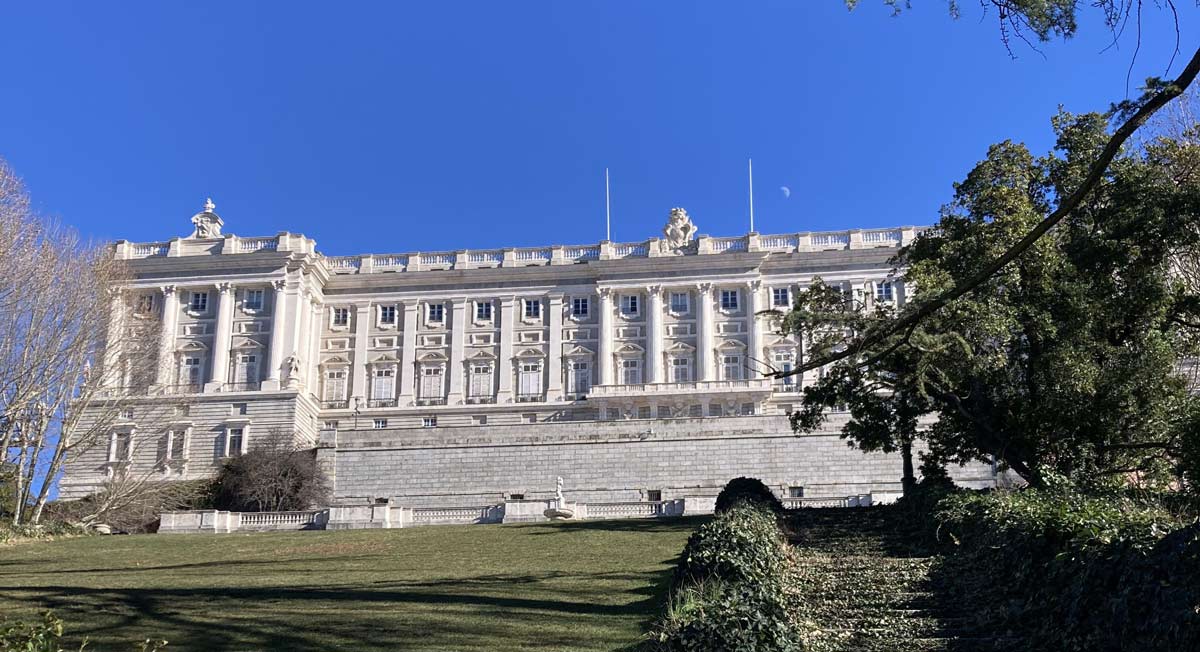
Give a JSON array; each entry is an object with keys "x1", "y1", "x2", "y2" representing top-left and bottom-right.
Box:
[{"x1": 780, "y1": 186, "x2": 791, "y2": 199}]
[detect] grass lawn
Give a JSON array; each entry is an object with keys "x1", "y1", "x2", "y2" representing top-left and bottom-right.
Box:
[{"x1": 0, "y1": 517, "x2": 702, "y2": 651}]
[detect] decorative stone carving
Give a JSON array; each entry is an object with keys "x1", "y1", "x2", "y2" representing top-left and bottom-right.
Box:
[
  {"x1": 188, "y1": 198, "x2": 224, "y2": 239},
  {"x1": 544, "y1": 475, "x2": 576, "y2": 520},
  {"x1": 659, "y1": 207, "x2": 698, "y2": 254},
  {"x1": 284, "y1": 355, "x2": 303, "y2": 388}
]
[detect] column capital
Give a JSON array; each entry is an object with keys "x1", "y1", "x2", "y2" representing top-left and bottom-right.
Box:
[
  {"x1": 159, "y1": 285, "x2": 178, "y2": 296},
  {"x1": 598, "y1": 287, "x2": 613, "y2": 298},
  {"x1": 216, "y1": 282, "x2": 235, "y2": 294},
  {"x1": 272, "y1": 279, "x2": 287, "y2": 291},
  {"x1": 748, "y1": 279, "x2": 762, "y2": 291},
  {"x1": 646, "y1": 285, "x2": 663, "y2": 296},
  {"x1": 696, "y1": 282, "x2": 713, "y2": 293}
]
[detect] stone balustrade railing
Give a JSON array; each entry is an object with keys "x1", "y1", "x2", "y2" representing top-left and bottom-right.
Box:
[
  {"x1": 587, "y1": 378, "x2": 773, "y2": 399},
  {"x1": 116, "y1": 227, "x2": 924, "y2": 270}
]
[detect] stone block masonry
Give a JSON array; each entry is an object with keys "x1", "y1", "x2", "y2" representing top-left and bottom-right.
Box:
[{"x1": 330, "y1": 414, "x2": 996, "y2": 508}]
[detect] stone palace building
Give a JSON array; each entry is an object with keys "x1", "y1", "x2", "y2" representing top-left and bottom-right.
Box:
[{"x1": 61, "y1": 201, "x2": 997, "y2": 508}]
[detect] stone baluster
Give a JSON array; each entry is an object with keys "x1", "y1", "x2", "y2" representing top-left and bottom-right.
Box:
[{"x1": 206, "y1": 283, "x2": 235, "y2": 391}]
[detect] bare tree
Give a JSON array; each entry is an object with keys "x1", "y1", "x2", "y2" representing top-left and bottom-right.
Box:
[
  {"x1": 0, "y1": 157, "x2": 186, "y2": 527},
  {"x1": 210, "y1": 427, "x2": 330, "y2": 513}
]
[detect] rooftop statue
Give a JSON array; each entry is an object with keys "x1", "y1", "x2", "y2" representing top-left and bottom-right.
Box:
[
  {"x1": 660, "y1": 207, "x2": 697, "y2": 254},
  {"x1": 188, "y1": 197, "x2": 224, "y2": 239}
]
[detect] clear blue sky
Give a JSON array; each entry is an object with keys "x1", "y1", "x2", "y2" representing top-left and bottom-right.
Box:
[{"x1": 0, "y1": 2, "x2": 1194, "y2": 255}]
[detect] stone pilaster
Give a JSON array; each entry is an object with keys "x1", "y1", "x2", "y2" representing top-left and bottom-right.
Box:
[
  {"x1": 646, "y1": 285, "x2": 664, "y2": 384},
  {"x1": 155, "y1": 285, "x2": 179, "y2": 388},
  {"x1": 206, "y1": 283, "x2": 234, "y2": 391},
  {"x1": 598, "y1": 288, "x2": 614, "y2": 385},
  {"x1": 497, "y1": 296, "x2": 516, "y2": 403},
  {"x1": 747, "y1": 279, "x2": 763, "y2": 379},
  {"x1": 447, "y1": 298, "x2": 467, "y2": 404},
  {"x1": 547, "y1": 294, "x2": 564, "y2": 400},
  {"x1": 262, "y1": 279, "x2": 288, "y2": 391},
  {"x1": 399, "y1": 301, "x2": 418, "y2": 406},
  {"x1": 697, "y1": 283, "x2": 715, "y2": 381},
  {"x1": 351, "y1": 303, "x2": 371, "y2": 405},
  {"x1": 102, "y1": 289, "x2": 125, "y2": 389}
]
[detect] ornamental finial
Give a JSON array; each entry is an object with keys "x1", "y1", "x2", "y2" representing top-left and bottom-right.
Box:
[{"x1": 204, "y1": 197, "x2": 215, "y2": 213}]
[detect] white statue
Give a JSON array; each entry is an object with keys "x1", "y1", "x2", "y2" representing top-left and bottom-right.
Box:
[
  {"x1": 555, "y1": 476, "x2": 565, "y2": 503},
  {"x1": 188, "y1": 197, "x2": 224, "y2": 239},
  {"x1": 660, "y1": 207, "x2": 698, "y2": 254}
]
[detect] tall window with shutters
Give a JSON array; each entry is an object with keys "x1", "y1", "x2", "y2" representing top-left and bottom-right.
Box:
[
  {"x1": 621, "y1": 359, "x2": 642, "y2": 385},
  {"x1": 774, "y1": 352, "x2": 795, "y2": 391},
  {"x1": 323, "y1": 369, "x2": 347, "y2": 403},
  {"x1": 469, "y1": 363, "x2": 493, "y2": 400},
  {"x1": 372, "y1": 367, "x2": 396, "y2": 402},
  {"x1": 567, "y1": 360, "x2": 591, "y2": 396},
  {"x1": 671, "y1": 357, "x2": 691, "y2": 383},
  {"x1": 722, "y1": 355, "x2": 743, "y2": 381},
  {"x1": 420, "y1": 366, "x2": 444, "y2": 400},
  {"x1": 233, "y1": 353, "x2": 258, "y2": 388},
  {"x1": 518, "y1": 361, "x2": 543, "y2": 401},
  {"x1": 180, "y1": 356, "x2": 202, "y2": 390}
]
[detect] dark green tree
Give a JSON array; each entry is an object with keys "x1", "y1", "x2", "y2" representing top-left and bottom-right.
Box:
[{"x1": 785, "y1": 110, "x2": 1200, "y2": 488}]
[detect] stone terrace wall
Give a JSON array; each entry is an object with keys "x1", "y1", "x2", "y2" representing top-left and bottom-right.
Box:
[{"x1": 332, "y1": 415, "x2": 997, "y2": 508}]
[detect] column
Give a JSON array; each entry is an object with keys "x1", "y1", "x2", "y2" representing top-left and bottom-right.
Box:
[
  {"x1": 102, "y1": 289, "x2": 125, "y2": 388},
  {"x1": 399, "y1": 301, "x2": 418, "y2": 406},
  {"x1": 262, "y1": 279, "x2": 288, "y2": 390},
  {"x1": 351, "y1": 303, "x2": 371, "y2": 405},
  {"x1": 646, "y1": 285, "x2": 664, "y2": 384},
  {"x1": 206, "y1": 282, "x2": 234, "y2": 391},
  {"x1": 747, "y1": 279, "x2": 763, "y2": 379},
  {"x1": 447, "y1": 298, "x2": 467, "y2": 404},
  {"x1": 547, "y1": 294, "x2": 564, "y2": 400},
  {"x1": 497, "y1": 296, "x2": 516, "y2": 402},
  {"x1": 697, "y1": 283, "x2": 715, "y2": 381},
  {"x1": 598, "y1": 288, "x2": 614, "y2": 385},
  {"x1": 155, "y1": 285, "x2": 180, "y2": 388}
]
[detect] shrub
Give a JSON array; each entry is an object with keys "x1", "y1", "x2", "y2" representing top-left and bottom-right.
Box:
[
  {"x1": 652, "y1": 579, "x2": 803, "y2": 652},
  {"x1": 674, "y1": 502, "x2": 788, "y2": 588},
  {"x1": 933, "y1": 488, "x2": 1200, "y2": 651},
  {"x1": 0, "y1": 612, "x2": 81, "y2": 652},
  {"x1": 713, "y1": 477, "x2": 783, "y2": 514},
  {"x1": 211, "y1": 436, "x2": 329, "y2": 512}
]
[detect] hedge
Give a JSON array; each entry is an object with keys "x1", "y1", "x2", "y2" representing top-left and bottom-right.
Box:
[
  {"x1": 933, "y1": 488, "x2": 1200, "y2": 651},
  {"x1": 713, "y1": 476, "x2": 783, "y2": 514}
]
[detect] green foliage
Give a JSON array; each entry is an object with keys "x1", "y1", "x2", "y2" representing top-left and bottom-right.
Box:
[
  {"x1": 933, "y1": 488, "x2": 1200, "y2": 651},
  {"x1": 0, "y1": 613, "x2": 83, "y2": 652},
  {"x1": 674, "y1": 502, "x2": 789, "y2": 588},
  {"x1": 713, "y1": 477, "x2": 783, "y2": 514},
  {"x1": 652, "y1": 579, "x2": 802, "y2": 652},
  {"x1": 0, "y1": 521, "x2": 86, "y2": 545},
  {"x1": 652, "y1": 502, "x2": 803, "y2": 651},
  {"x1": 786, "y1": 110, "x2": 1200, "y2": 488}
]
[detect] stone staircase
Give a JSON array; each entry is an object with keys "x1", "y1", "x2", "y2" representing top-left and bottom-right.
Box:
[{"x1": 785, "y1": 507, "x2": 1010, "y2": 652}]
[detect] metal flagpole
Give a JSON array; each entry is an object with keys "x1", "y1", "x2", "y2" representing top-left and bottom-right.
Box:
[
  {"x1": 605, "y1": 168, "x2": 611, "y2": 241},
  {"x1": 748, "y1": 158, "x2": 755, "y2": 233}
]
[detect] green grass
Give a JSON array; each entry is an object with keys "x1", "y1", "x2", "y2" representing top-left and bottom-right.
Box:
[{"x1": 0, "y1": 517, "x2": 703, "y2": 652}]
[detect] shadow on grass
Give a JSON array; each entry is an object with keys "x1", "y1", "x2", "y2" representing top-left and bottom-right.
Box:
[{"x1": 520, "y1": 515, "x2": 708, "y2": 536}]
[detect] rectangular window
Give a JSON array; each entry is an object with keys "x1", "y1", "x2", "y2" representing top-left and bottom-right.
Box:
[
  {"x1": 772, "y1": 288, "x2": 790, "y2": 308},
  {"x1": 621, "y1": 359, "x2": 642, "y2": 385},
  {"x1": 372, "y1": 367, "x2": 396, "y2": 400},
  {"x1": 571, "y1": 297, "x2": 589, "y2": 317},
  {"x1": 524, "y1": 299, "x2": 541, "y2": 319},
  {"x1": 621, "y1": 295, "x2": 639, "y2": 316},
  {"x1": 720, "y1": 290, "x2": 739, "y2": 310},
  {"x1": 469, "y1": 364, "x2": 492, "y2": 398},
  {"x1": 669, "y1": 292, "x2": 689, "y2": 314},
  {"x1": 379, "y1": 305, "x2": 396, "y2": 324},
  {"x1": 226, "y1": 428, "x2": 244, "y2": 457},
  {"x1": 774, "y1": 352, "x2": 795, "y2": 390},
  {"x1": 234, "y1": 354, "x2": 258, "y2": 387},
  {"x1": 875, "y1": 281, "x2": 894, "y2": 303},
  {"x1": 647, "y1": 489, "x2": 663, "y2": 502},
  {"x1": 422, "y1": 416, "x2": 437, "y2": 428},
  {"x1": 476, "y1": 301, "x2": 493, "y2": 321},
  {"x1": 427, "y1": 303, "x2": 444, "y2": 323},
  {"x1": 244, "y1": 289, "x2": 264, "y2": 311},
  {"x1": 671, "y1": 357, "x2": 691, "y2": 383},
  {"x1": 473, "y1": 415, "x2": 487, "y2": 426},
  {"x1": 332, "y1": 307, "x2": 349, "y2": 327},
  {"x1": 232, "y1": 402, "x2": 248, "y2": 416},
  {"x1": 112, "y1": 432, "x2": 132, "y2": 462},
  {"x1": 567, "y1": 360, "x2": 591, "y2": 395},
  {"x1": 789, "y1": 486, "x2": 805, "y2": 498},
  {"x1": 420, "y1": 366, "x2": 444, "y2": 398},
  {"x1": 135, "y1": 294, "x2": 154, "y2": 315},
  {"x1": 324, "y1": 369, "x2": 347, "y2": 402},
  {"x1": 190, "y1": 292, "x2": 208, "y2": 313},
  {"x1": 323, "y1": 420, "x2": 339, "y2": 431},
  {"x1": 518, "y1": 361, "x2": 543, "y2": 400},
  {"x1": 120, "y1": 408, "x2": 134, "y2": 420},
  {"x1": 168, "y1": 429, "x2": 187, "y2": 461},
  {"x1": 723, "y1": 355, "x2": 743, "y2": 381},
  {"x1": 181, "y1": 357, "x2": 202, "y2": 389},
  {"x1": 372, "y1": 418, "x2": 388, "y2": 429}
]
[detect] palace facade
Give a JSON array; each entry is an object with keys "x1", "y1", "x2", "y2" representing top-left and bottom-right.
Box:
[{"x1": 62, "y1": 202, "x2": 997, "y2": 507}]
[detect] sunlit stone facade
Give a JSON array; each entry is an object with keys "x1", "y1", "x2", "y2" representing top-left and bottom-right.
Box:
[{"x1": 61, "y1": 202, "x2": 996, "y2": 505}]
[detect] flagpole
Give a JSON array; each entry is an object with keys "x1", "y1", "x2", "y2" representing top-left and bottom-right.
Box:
[
  {"x1": 748, "y1": 158, "x2": 755, "y2": 233},
  {"x1": 605, "y1": 168, "x2": 611, "y2": 241}
]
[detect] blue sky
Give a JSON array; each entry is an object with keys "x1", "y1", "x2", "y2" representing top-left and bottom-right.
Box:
[{"x1": 0, "y1": 2, "x2": 1194, "y2": 255}]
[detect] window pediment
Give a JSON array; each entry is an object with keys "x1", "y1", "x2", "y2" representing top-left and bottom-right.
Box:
[
  {"x1": 515, "y1": 347, "x2": 545, "y2": 359},
  {"x1": 563, "y1": 344, "x2": 595, "y2": 358},
  {"x1": 716, "y1": 339, "x2": 747, "y2": 351},
  {"x1": 417, "y1": 350, "x2": 448, "y2": 362}
]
